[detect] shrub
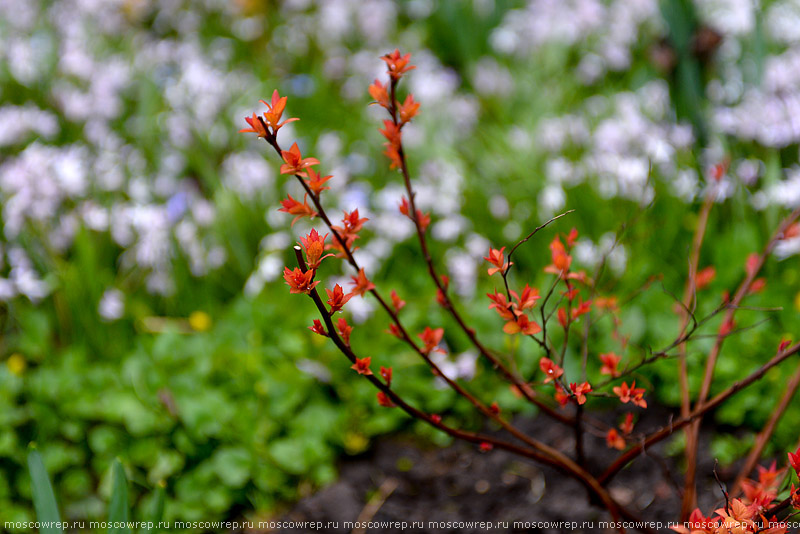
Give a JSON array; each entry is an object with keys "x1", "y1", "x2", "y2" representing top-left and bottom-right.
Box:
[{"x1": 241, "y1": 50, "x2": 800, "y2": 533}]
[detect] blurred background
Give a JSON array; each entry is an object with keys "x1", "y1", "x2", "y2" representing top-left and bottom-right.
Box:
[{"x1": 2, "y1": 0, "x2": 800, "y2": 527}]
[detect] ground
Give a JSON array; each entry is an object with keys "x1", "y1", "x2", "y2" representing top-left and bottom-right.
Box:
[{"x1": 278, "y1": 406, "x2": 732, "y2": 533}]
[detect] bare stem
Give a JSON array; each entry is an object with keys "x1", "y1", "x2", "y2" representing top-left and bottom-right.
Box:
[
  {"x1": 382, "y1": 78, "x2": 572, "y2": 424},
  {"x1": 599, "y1": 340, "x2": 800, "y2": 484},
  {"x1": 292, "y1": 246, "x2": 643, "y2": 532},
  {"x1": 682, "y1": 205, "x2": 800, "y2": 518},
  {"x1": 268, "y1": 131, "x2": 569, "y2": 452},
  {"x1": 679, "y1": 190, "x2": 715, "y2": 519},
  {"x1": 731, "y1": 360, "x2": 800, "y2": 496}
]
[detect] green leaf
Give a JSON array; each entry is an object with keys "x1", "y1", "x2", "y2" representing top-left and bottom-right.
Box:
[
  {"x1": 27, "y1": 449, "x2": 63, "y2": 534},
  {"x1": 140, "y1": 484, "x2": 165, "y2": 534},
  {"x1": 108, "y1": 460, "x2": 131, "y2": 534}
]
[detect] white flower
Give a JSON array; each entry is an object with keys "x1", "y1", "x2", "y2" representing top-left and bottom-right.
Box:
[{"x1": 98, "y1": 289, "x2": 125, "y2": 321}]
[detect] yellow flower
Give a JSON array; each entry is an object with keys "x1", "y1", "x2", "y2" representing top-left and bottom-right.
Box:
[
  {"x1": 343, "y1": 432, "x2": 368, "y2": 454},
  {"x1": 189, "y1": 311, "x2": 212, "y2": 332},
  {"x1": 7, "y1": 353, "x2": 26, "y2": 376}
]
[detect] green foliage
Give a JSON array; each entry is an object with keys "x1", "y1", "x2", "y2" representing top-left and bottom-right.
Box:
[
  {"x1": 28, "y1": 450, "x2": 63, "y2": 534},
  {"x1": 3, "y1": 0, "x2": 800, "y2": 529},
  {"x1": 109, "y1": 460, "x2": 132, "y2": 534},
  {"x1": 711, "y1": 434, "x2": 755, "y2": 468},
  {"x1": 24, "y1": 450, "x2": 164, "y2": 534}
]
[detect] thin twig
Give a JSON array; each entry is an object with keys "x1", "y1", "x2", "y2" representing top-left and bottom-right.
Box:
[
  {"x1": 713, "y1": 460, "x2": 730, "y2": 516},
  {"x1": 683, "y1": 205, "x2": 800, "y2": 518},
  {"x1": 678, "y1": 187, "x2": 715, "y2": 519},
  {"x1": 501, "y1": 210, "x2": 575, "y2": 301},
  {"x1": 599, "y1": 339, "x2": 800, "y2": 484},
  {"x1": 731, "y1": 360, "x2": 800, "y2": 496},
  {"x1": 574, "y1": 404, "x2": 585, "y2": 466},
  {"x1": 381, "y1": 77, "x2": 572, "y2": 424},
  {"x1": 264, "y1": 132, "x2": 576, "y2": 444},
  {"x1": 291, "y1": 246, "x2": 641, "y2": 531}
]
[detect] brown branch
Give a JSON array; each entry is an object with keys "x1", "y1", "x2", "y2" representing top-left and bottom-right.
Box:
[
  {"x1": 731, "y1": 360, "x2": 800, "y2": 496},
  {"x1": 679, "y1": 188, "x2": 720, "y2": 520},
  {"x1": 501, "y1": 211, "x2": 574, "y2": 301},
  {"x1": 599, "y1": 340, "x2": 800, "y2": 485},
  {"x1": 693, "y1": 206, "x2": 800, "y2": 408},
  {"x1": 289, "y1": 229, "x2": 559, "y2": 460},
  {"x1": 754, "y1": 496, "x2": 795, "y2": 530},
  {"x1": 291, "y1": 246, "x2": 643, "y2": 532},
  {"x1": 380, "y1": 78, "x2": 572, "y2": 425},
  {"x1": 538, "y1": 274, "x2": 564, "y2": 363},
  {"x1": 682, "y1": 205, "x2": 800, "y2": 519},
  {"x1": 592, "y1": 301, "x2": 728, "y2": 390},
  {"x1": 500, "y1": 211, "x2": 574, "y2": 308},
  {"x1": 270, "y1": 137, "x2": 606, "y2": 488},
  {"x1": 713, "y1": 460, "x2": 730, "y2": 516},
  {"x1": 264, "y1": 132, "x2": 578, "y2": 457},
  {"x1": 679, "y1": 191, "x2": 715, "y2": 414},
  {"x1": 574, "y1": 404, "x2": 585, "y2": 466}
]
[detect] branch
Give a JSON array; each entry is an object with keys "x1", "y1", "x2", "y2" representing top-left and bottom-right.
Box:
[
  {"x1": 263, "y1": 132, "x2": 578, "y2": 444},
  {"x1": 381, "y1": 78, "x2": 572, "y2": 425},
  {"x1": 592, "y1": 301, "x2": 728, "y2": 390},
  {"x1": 679, "y1": 190, "x2": 715, "y2": 419},
  {"x1": 599, "y1": 340, "x2": 800, "y2": 485},
  {"x1": 508, "y1": 211, "x2": 576, "y2": 263},
  {"x1": 679, "y1": 188, "x2": 723, "y2": 521},
  {"x1": 291, "y1": 246, "x2": 643, "y2": 532},
  {"x1": 731, "y1": 360, "x2": 800, "y2": 496},
  {"x1": 694, "y1": 206, "x2": 800, "y2": 409},
  {"x1": 500, "y1": 211, "x2": 574, "y2": 309},
  {"x1": 682, "y1": 205, "x2": 800, "y2": 518}
]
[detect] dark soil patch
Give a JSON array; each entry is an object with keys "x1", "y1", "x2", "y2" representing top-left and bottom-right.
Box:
[{"x1": 278, "y1": 406, "x2": 761, "y2": 534}]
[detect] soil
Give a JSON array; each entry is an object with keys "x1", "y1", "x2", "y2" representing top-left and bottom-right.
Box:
[{"x1": 277, "y1": 406, "x2": 749, "y2": 534}]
